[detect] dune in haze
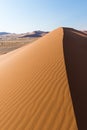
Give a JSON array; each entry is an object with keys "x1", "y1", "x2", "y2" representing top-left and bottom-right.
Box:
[{"x1": 0, "y1": 27, "x2": 84, "y2": 130}]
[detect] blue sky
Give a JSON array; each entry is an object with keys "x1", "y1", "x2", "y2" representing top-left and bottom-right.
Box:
[{"x1": 0, "y1": 0, "x2": 87, "y2": 33}]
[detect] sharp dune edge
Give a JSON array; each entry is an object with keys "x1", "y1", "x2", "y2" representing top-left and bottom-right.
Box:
[{"x1": 0, "y1": 28, "x2": 78, "y2": 130}]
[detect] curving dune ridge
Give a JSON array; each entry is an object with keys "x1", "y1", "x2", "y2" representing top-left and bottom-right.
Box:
[{"x1": 0, "y1": 27, "x2": 81, "y2": 130}]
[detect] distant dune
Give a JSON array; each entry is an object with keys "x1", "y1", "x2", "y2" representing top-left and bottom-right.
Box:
[
  {"x1": 0, "y1": 32, "x2": 10, "y2": 35},
  {"x1": 0, "y1": 27, "x2": 87, "y2": 130},
  {"x1": 0, "y1": 31, "x2": 48, "y2": 55},
  {"x1": 21, "y1": 31, "x2": 49, "y2": 38},
  {"x1": 0, "y1": 38, "x2": 38, "y2": 55},
  {"x1": 0, "y1": 30, "x2": 48, "y2": 40}
]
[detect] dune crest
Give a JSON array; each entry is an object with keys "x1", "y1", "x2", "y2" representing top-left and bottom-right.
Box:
[{"x1": 0, "y1": 28, "x2": 77, "y2": 130}]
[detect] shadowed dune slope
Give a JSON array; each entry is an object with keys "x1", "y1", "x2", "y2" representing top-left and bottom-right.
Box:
[
  {"x1": 63, "y1": 28, "x2": 87, "y2": 130},
  {"x1": 0, "y1": 28, "x2": 77, "y2": 130}
]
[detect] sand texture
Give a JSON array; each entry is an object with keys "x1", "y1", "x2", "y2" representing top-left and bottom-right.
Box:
[{"x1": 0, "y1": 28, "x2": 77, "y2": 130}]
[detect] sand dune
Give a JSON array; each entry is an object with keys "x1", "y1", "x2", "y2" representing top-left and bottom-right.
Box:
[{"x1": 0, "y1": 28, "x2": 78, "y2": 130}]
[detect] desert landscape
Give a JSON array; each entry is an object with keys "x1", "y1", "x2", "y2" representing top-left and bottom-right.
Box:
[
  {"x1": 0, "y1": 31, "x2": 48, "y2": 55},
  {"x1": 0, "y1": 0, "x2": 87, "y2": 130}
]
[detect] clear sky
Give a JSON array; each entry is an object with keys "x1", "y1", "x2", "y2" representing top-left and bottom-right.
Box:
[{"x1": 0, "y1": 0, "x2": 87, "y2": 33}]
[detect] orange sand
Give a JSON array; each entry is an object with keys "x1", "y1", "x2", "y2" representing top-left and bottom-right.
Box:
[{"x1": 0, "y1": 28, "x2": 77, "y2": 130}]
